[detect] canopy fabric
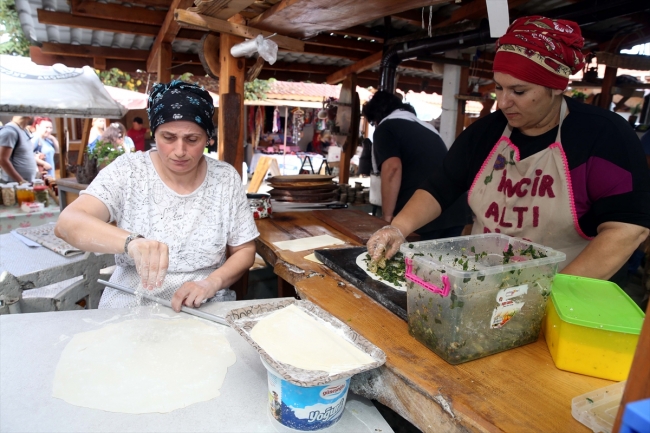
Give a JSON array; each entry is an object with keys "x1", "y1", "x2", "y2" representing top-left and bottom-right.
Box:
[
  {"x1": 104, "y1": 86, "x2": 148, "y2": 110},
  {"x1": 0, "y1": 55, "x2": 127, "y2": 118}
]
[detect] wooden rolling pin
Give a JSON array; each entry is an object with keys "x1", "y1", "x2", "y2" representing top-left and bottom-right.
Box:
[{"x1": 97, "y1": 279, "x2": 229, "y2": 326}]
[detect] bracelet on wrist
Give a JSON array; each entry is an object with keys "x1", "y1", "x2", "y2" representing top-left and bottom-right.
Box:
[{"x1": 124, "y1": 233, "x2": 144, "y2": 254}]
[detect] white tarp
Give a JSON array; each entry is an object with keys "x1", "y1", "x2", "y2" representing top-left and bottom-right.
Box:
[
  {"x1": 104, "y1": 85, "x2": 148, "y2": 110},
  {"x1": 0, "y1": 55, "x2": 127, "y2": 118}
]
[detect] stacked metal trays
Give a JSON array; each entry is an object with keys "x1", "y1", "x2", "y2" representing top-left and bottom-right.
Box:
[{"x1": 268, "y1": 175, "x2": 338, "y2": 203}]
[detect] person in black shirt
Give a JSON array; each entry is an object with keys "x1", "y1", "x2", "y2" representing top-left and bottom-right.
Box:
[
  {"x1": 368, "y1": 15, "x2": 650, "y2": 284},
  {"x1": 362, "y1": 91, "x2": 471, "y2": 240}
]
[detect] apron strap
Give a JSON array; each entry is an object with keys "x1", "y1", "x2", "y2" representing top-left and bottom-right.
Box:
[{"x1": 503, "y1": 97, "x2": 568, "y2": 141}]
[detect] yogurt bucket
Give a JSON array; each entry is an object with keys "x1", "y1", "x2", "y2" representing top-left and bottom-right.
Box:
[{"x1": 260, "y1": 357, "x2": 351, "y2": 431}]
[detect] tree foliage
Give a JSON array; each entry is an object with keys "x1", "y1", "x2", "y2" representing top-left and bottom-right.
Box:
[
  {"x1": 95, "y1": 68, "x2": 141, "y2": 91},
  {"x1": 245, "y1": 78, "x2": 274, "y2": 100},
  {"x1": 0, "y1": 0, "x2": 30, "y2": 56},
  {"x1": 95, "y1": 69, "x2": 196, "y2": 91}
]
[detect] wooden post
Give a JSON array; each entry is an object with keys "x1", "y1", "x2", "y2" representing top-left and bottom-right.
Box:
[
  {"x1": 55, "y1": 117, "x2": 67, "y2": 178},
  {"x1": 455, "y1": 63, "x2": 470, "y2": 138},
  {"x1": 599, "y1": 66, "x2": 617, "y2": 110},
  {"x1": 77, "y1": 118, "x2": 92, "y2": 166},
  {"x1": 336, "y1": 74, "x2": 360, "y2": 186},
  {"x1": 613, "y1": 302, "x2": 650, "y2": 432},
  {"x1": 218, "y1": 29, "x2": 245, "y2": 175},
  {"x1": 156, "y1": 42, "x2": 172, "y2": 84},
  {"x1": 93, "y1": 57, "x2": 106, "y2": 70}
]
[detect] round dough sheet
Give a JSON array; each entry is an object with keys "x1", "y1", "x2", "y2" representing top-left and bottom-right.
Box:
[
  {"x1": 355, "y1": 252, "x2": 406, "y2": 291},
  {"x1": 52, "y1": 318, "x2": 236, "y2": 414}
]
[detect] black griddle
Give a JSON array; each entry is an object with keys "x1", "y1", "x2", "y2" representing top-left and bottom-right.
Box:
[{"x1": 315, "y1": 247, "x2": 407, "y2": 321}]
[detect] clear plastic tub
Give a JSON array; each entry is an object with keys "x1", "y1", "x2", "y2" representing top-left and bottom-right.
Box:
[
  {"x1": 571, "y1": 381, "x2": 625, "y2": 433},
  {"x1": 400, "y1": 233, "x2": 565, "y2": 364}
]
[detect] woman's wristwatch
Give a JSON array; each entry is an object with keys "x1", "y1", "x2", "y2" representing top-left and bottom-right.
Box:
[{"x1": 124, "y1": 233, "x2": 144, "y2": 254}]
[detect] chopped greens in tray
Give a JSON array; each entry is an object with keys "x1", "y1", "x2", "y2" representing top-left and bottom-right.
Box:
[
  {"x1": 364, "y1": 252, "x2": 406, "y2": 286},
  {"x1": 405, "y1": 243, "x2": 548, "y2": 271}
]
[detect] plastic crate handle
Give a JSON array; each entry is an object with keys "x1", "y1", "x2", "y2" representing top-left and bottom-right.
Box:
[{"x1": 404, "y1": 257, "x2": 451, "y2": 297}]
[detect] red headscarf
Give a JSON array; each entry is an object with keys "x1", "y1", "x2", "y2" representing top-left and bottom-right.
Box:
[{"x1": 493, "y1": 16, "x2": 585, "y2": 90}]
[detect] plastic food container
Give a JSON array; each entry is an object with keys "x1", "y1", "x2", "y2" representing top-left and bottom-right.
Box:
[
  {"x1": 260, "y1": 357, "x2": 350, "y2": 431},
  {"x1": 33, "y1": 185, "x2": 49, "y2": 206},
  {"x1": 571, "y1": 380, "x2": 625, "y2": 433},
  {"x1": 16, "y1": 184, "x2": 34, "y2": 205},
  {"x1": 21, "y1": 201, "x2": 44, "y2": 213},
  {"x1": 400, "y1": 233, "x2": 565, "y2": 364},
  {"x1": 1, "y1": 183, "x2": 17, "y2": 206},
  {"x1": 543, "y1": 274, "x2": 644, "y2": 381}
]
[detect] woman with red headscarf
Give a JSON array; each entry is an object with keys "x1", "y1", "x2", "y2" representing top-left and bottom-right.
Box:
[{"x1": 368, "y1": 16, "x2": 650, "y2": 291}]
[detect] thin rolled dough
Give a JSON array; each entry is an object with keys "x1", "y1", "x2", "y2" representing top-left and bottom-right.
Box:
[
  {"x1": 355, "y1": 252, "x2": 406, "y2": 291},
  {"x1": 250, "y1": 305, "x2": 374, "y2": 374},
  {"x1": 52, "y1": 318, "x2": 236, "y2": 414}
]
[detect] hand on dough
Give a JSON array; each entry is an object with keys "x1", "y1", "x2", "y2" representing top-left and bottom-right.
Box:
[
  {"x1": 171, "y1": 279, "x2": 220, "y2": 312},
  {"x1": 128, "y1": 238, "x2": 169, "y2": 290},
  {"x1": 367, "y1": 225, "x2": 406, "y2": 263}
]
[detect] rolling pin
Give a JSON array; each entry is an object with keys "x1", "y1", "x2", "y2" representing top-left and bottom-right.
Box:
[{"x1": 97, "y1": 279, "x2": 229, "y2": 326}]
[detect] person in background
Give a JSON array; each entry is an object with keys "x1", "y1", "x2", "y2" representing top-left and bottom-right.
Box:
[
  {"x1": 358, "y1": 137, "x2": 373, "y2": 177},
  {"x1": 127, "y1": 117, "x2": 148, "y2": 152},
  {"x1": 90, "y1": 124, "x2": 131, "y2": 154},
  {"x1": 88, "y1": 118, "x2": 106, "y2": 144},
  {"x1": 31, "y1": 117, "x2": 60, "y2": 178},
  {"x1": 110, "y1": 122, "x2": 135, "y2": 152},
  {"x1": 0, "y1": 116, "x2": 37, "y2": 184},
  {"x1": 362, "y1": 91, "x2": 472, "y2": 240}
]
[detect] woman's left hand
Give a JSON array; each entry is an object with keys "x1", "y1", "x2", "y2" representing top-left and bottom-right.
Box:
[{"x1": 171, "y1": 278, "x2": 221, "y2": 312}]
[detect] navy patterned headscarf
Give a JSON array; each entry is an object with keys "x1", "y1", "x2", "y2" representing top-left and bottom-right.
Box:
[{"x1": 147, "y1": 80, "x2": 215, "y2": 139}]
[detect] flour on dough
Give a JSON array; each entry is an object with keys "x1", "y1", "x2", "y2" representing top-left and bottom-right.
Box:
[
  {"x1": 250, "y1": 305, "x2": 374, "y2": 374},
  {"x1": 52, "y1": 318, "x2": 236, "y2": 414},
  {"x1": 355, "y1": 252, "x2": 406, "y2": 291}
]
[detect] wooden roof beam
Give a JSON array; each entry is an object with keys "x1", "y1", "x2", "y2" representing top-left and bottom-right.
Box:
[
  {"x1": 38, "y1": 9, "x2": 161, "y2": 36},
  {"x1": 37, "y1": 9, "x2": 204, "y2": 40},
  {"x1": 330, "y1": 26, "x2": 384, "y2": 43},
  {"x1": 30, "y1": 46, "x2": 207, "y2": 76},
  {"x1": 292, "y1": 44, "x2": 367, "y2": 61},
  {"x1": 146, "y1": 0, "x2": 195, "y2": 73},
  {"x1": 122, "y1": 0, "x2": 172, "y2": 8},
  {"x1": 41, "y1": 42, "x2": 202, "y2": 65},
  {"x1": 301, "y1": 35, "x2": 382, "y2": 53},
  {"x1": 432, "y1": 0, "x2": 528, "y2": 29},
  {"x1": 326, "y1": 51, "x2": 383, "y2": 85},
  {"x1": 70, "y1": 0, "x2": 167, "y2": 26},
  {"x1": 598, "y1": 27, "x2": 650, "y2": 51},
  {"x1": 174, "y1": 9, "x2": 305, "y2": 52}
]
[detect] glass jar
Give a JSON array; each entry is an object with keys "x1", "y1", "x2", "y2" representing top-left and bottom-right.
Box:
[
  {"x1": 34, "y1": 185, "x2": 49, "y2": 207},
  {"x1": 1, "y1": 184, "x2": 16, "y2": 206},
  {"x1": 16, "y1": 185, "x2": 35, "y2": 205}
]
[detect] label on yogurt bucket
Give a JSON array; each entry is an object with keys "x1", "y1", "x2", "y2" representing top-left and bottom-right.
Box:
[{"x1": 267, "y1": 370, "x2": 350, "y2": 431}]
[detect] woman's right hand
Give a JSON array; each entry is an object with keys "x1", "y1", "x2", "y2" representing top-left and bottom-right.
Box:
[
  {"x1": 127, "y1": 238, "x2": 169, "y2": 290},
  {"x1": 367, "y1": 225, "x2": 406, "y2": 262}
]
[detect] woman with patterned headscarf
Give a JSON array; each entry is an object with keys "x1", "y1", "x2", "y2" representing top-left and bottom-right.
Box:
[
  {"x1": 368, "y1": 16, "x2": 650, "y2": 292},
  {"x1": 56, "y1": 81, "x2": 259, "y2": 310}
]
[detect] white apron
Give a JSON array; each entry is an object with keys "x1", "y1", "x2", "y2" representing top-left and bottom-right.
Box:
[{"x1": 468, "y1": 99, "x2": 591, "y2": 269}]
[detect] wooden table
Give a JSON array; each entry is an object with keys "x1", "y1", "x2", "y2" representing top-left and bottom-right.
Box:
[{"x1": 255, "y1": 211, "x2": 614, "y2": 433}]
